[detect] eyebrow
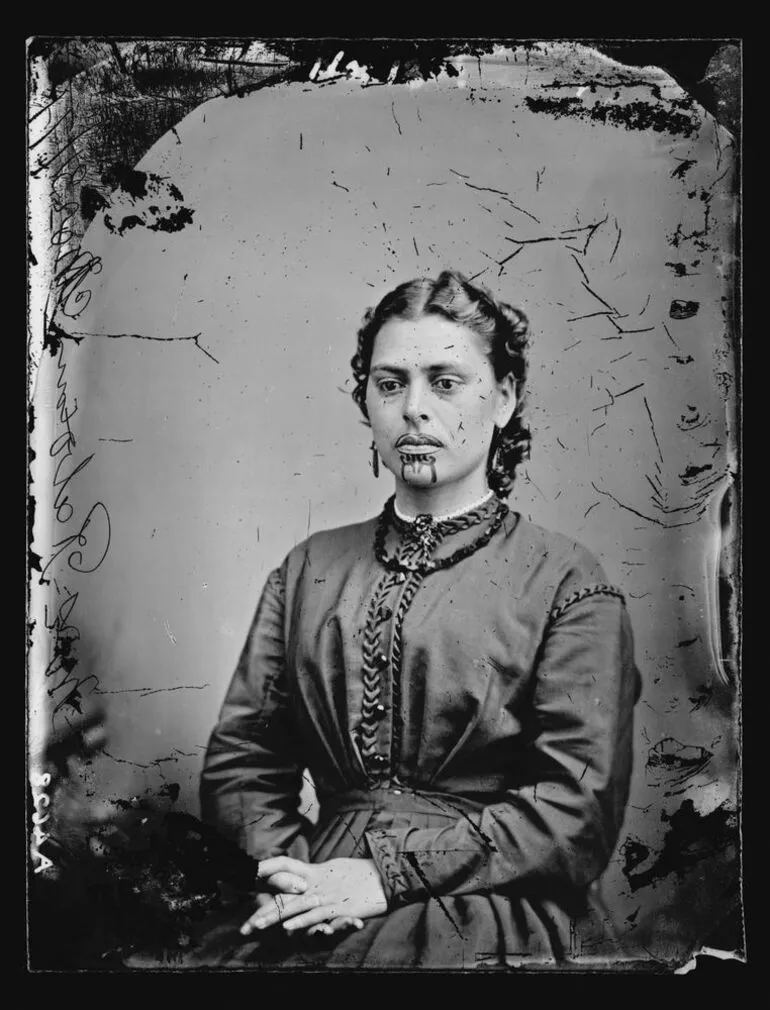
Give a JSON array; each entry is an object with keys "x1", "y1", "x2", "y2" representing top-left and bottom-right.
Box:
[{"x1": 370, "y1": 362, "x2": 472, "y2": 377}]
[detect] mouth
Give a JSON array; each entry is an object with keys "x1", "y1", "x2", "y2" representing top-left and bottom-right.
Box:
[{"x1": 396, "y1": 435, "x2": 443, "y2": 450}]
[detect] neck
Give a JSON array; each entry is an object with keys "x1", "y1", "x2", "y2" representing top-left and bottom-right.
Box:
[{"x1": 394, "y1": 477, "x2": 494, "y2": 520}]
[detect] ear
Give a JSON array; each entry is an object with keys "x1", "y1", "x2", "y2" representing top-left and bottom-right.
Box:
[{"x1": 494, "y1": 374, "x2": 517, "y2": 429}]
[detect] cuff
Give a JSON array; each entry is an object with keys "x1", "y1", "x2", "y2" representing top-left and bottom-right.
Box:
[{"x1": 365, "y1": 829, "x2": 424, "y2": 907}]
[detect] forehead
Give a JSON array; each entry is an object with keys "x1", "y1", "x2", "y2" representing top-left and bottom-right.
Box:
[{"x1": 370, "y1": 316, "x2": 489, "y2": 368}]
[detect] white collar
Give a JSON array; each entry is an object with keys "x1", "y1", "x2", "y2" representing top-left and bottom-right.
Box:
[{"x1": 394, "y1": 489, "x2": 496, "y2": 524}]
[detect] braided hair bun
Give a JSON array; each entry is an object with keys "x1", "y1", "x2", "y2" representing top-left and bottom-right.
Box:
[{"x1": 488, "y1": 300, "x2": 531, "y2": 497}]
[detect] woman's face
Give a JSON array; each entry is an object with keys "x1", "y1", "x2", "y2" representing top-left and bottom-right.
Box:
[{"x1": 365, "y1": 315, "x2": 516, "y2": 499}]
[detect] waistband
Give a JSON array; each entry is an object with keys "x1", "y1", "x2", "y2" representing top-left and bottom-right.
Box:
[{"x1": 316, "y1": 786, "x2": 488, "y2": 821}]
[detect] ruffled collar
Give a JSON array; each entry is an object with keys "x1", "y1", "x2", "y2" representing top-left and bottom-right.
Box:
[{"x1": 393, "y1": 489, "x2": 496, "y2": 525}]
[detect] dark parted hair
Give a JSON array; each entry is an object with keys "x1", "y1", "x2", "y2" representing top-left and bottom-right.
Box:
[{"x1": 350, "y1": 270, "x2": 531, "y2": 498}]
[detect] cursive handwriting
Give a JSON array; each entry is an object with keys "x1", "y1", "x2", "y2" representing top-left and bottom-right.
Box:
[
  {"x1": 33, "y1": 102, "x2": 112, "y2": 733},
  {"x1": 49, "y1": 340, "x2": 83, "y2": 522},
  {"x1": 41, "y1": 502, "x2": 111, "y2": 583},
  {"x1": 54, "y1": 248, "x2": 103, "y2": 319},
  {"x1": 44, "y1": 157, "x2": 102, "y2": 325},
  {"x1": 41, "y1": 344, "x2": 111, "y2": 585},
  {"x1": 43, "y1": 586, "x2": 99, "y2": 719}
]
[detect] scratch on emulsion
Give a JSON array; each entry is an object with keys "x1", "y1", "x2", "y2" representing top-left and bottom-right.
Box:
[
  {"x1": 391, "y1": 101, "x2": 402, "y2": 136},
  {"x1": 403, "y1": 852, "x2": 466, "y2": 940},
  {"x1": 643, "y1": 396, "x2": 665, "y2": 463}
]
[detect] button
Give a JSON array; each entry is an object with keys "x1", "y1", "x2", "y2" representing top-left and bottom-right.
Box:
[
  {"x1": 375, "y1": 652, "x2": 389, "y2": 668},
  {"x1": 373, "y1": 703, "x2": 387, "y2": 720},
  {"x1": 396, "y1": 572, "x2": 407, "y2": 583},
  {"x1": 369, "y1": 753, "x2": 388, "y2": 766},
  {"x1": 378, "y1": 606, "x2": 393, "y2": 621},
  {"x1": 392, "y1": 788, "x2": 402, "y2": 796}
]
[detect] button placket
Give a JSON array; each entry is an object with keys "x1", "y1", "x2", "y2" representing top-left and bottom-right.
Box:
[
  {"x1": 358, "y1": 521, "x2": 440, "y2": 787},
  {"x1": 378, "y1": 578, "x2": 408, "y2": 780},
  {"x1": 360, "y1": 496, "x2": 509, "y2": 789},
  {"x1": 357, "y1": 569, "x2": 400, "y2": 783},
  {"x1": 377, "y1": 576, "x2": 407, "y2": 780},
  {"x1": 386, "y1": 563, "x2": 431, "y2": 785}
]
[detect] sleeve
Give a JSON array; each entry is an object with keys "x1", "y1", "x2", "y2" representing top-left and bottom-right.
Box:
[
  {"x1": 364, "y1": 557, "x2": 642, "y2": 906},
  {"x1": 199, "y1": 564, "x2": 311, "y2": 861}
]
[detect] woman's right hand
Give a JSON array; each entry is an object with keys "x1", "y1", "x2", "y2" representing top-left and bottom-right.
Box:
[{"x1": 257, "y1": 868, "x2": 364, "y2": 938}]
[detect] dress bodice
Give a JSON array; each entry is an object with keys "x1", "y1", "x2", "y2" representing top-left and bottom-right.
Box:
[{"x1": 199, "y1": 501, "x2": 641, "y2": 964}]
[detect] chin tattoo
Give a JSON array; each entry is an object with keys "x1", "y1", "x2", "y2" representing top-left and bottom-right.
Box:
[{"x1": 399, "y1": 452, "x2": 438, "y2": 484}]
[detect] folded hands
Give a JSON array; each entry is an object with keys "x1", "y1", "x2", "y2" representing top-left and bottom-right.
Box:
[{"x1": 242, "y1": 856, "x2": 388, "y2": 938}]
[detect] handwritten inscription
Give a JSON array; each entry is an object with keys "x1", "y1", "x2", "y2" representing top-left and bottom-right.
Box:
[
  {"x1": 43, "y1": 584, "x2": 100, "y2": 717},
  {"x1": 46, "y1": 160, "x2": 103, "y2": 322},
  {"x1": 33, "y1": 99, "x2": 112, "y2": 732},
  {"x1": 38, "y1": 331, "x2": 111, "y2": 722}
]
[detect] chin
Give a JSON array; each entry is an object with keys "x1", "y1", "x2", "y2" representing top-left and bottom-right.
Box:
[
  {"x1": 404, "y1": 472, "x2": 440, "y2": 486},
  {"x1": 395, "y1": 455, "x2": 442, "y2": 486}
]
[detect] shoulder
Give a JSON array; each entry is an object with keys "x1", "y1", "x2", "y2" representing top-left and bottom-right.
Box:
[
  {"x1": 507, "y1": 515, "x2": 625, "y2": 617},
  {"x1": 282, "y1": 515, "x2": 379, "y2": 574},
  {"x1": 507, "y1": 515, "x2": 606, "y2": 581}
]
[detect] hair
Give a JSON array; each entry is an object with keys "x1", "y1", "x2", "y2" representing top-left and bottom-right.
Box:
[{"x1": 350, "y1": 269, "x2": 531, "y2": 498}]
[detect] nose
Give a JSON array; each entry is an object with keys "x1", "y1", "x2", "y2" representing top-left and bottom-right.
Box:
[{"x1": 402, "y1": 381, "x2": 430, "y2": 423}]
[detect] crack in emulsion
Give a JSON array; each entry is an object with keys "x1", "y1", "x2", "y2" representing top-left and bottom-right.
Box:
[{"x1": 66, "y1": 329, "x2": 219, "y2": 363}]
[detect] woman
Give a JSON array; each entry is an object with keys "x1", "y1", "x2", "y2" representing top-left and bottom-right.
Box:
[{"x1": 196, "y1": 270, "x2": 642, "y2": 969}]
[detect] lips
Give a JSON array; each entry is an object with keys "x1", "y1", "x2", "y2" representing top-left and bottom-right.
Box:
[{"x1": 396, "y1": 434, "x2": 443, "y2": 449}]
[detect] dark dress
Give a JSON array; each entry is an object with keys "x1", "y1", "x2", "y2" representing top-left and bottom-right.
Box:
[{"x1": 194, "y1": 496, "x2": 641, "y2": 969}]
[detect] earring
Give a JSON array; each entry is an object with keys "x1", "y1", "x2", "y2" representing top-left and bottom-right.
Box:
[
  {"x1": 490, "y1": 428, "x2": 501, "y2": 471},
  {"x1": 371, "y1": 442, "x2": 380, "y2": 478}
]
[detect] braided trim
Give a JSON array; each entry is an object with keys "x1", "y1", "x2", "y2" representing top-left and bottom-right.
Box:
[
  {"x1": 357, "y1": 567, "x2": 402, "y2": 768},
  {"x1": 357, "y1": 521, "x2": 445, "y2": 787},
  {"x1": 365, "y1": 830, "x2": 411, "y2": 903},
  {"x1": 549, "y1": 582, "x2": 626, "y2": 623},
  {"x1": 389, "y1": 567, "x2": 425, "y2": 775},
  {"x1": 377, "y1": 497, "x2": 510, "y2": 575},
  {"x1": 385, "y1": 527, "x2": 446, "y2": 781},
  {"x1": 437, "y1": 503, "x2": 498, "y2": 535}
]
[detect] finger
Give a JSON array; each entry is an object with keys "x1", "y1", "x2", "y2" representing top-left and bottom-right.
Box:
[
  {"x1": 328, "y1": 916, "x2": 365, "y2": 931},
  {"x1": 256, "y1": 856, "x2": 310, "y2": 880},
  {"x1": 304, "y1": 915, "x2": 364, "y2": 937},
  {"x1": 242, "y1": 892, "x2": 303, "y2": 932},
  {"x1": 241, "y1": 892, "x2": 320, "y2": 934},
  {"x1": 263, "y1": 871, "x2": 308, "y2": 894},
  {"x1": 283, "y1": 904, "x2": 340, "y2": 933}
]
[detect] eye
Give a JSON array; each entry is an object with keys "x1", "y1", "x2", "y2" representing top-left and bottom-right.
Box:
[
  {"x1": 433, "y1": 377, "x2": 461, "y2": 392},
  {"x1": 376, "y1": 379, "x2": 402, "y2": 394}
]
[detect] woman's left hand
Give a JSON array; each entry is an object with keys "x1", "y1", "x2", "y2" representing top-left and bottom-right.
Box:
[{"x1": 241, "y1": 857, "x2": 388, "y2": 935}]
